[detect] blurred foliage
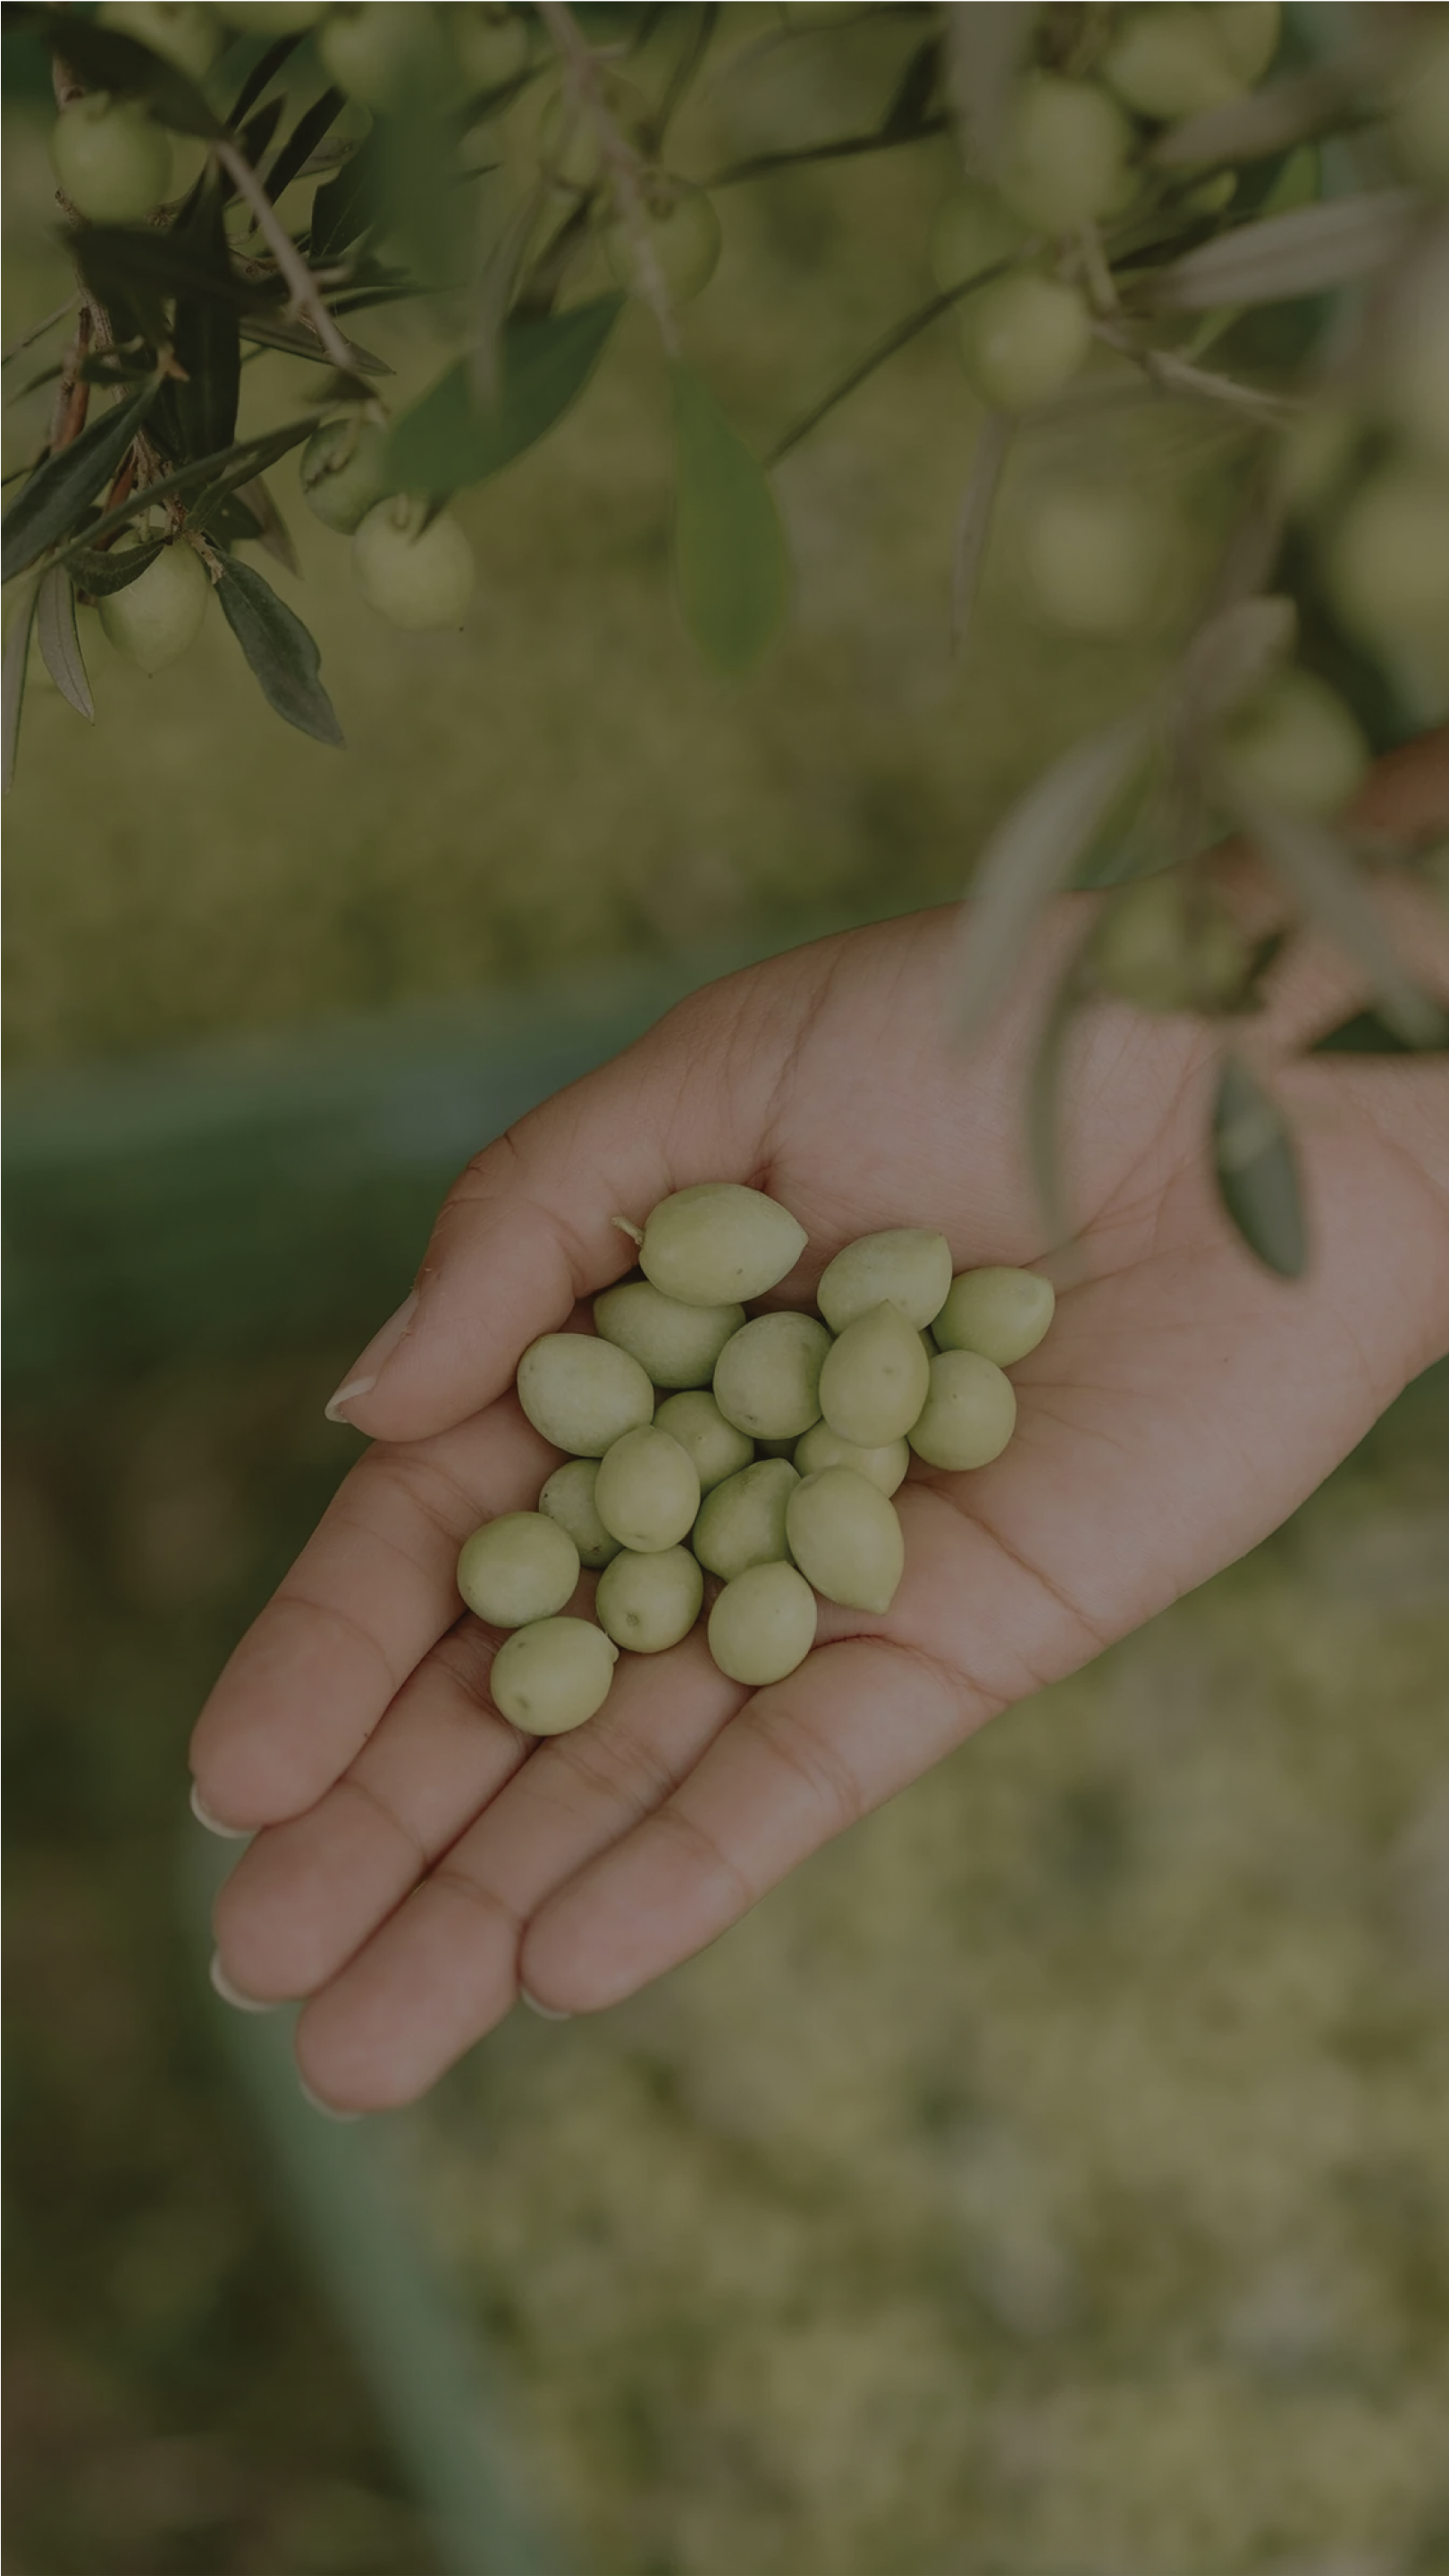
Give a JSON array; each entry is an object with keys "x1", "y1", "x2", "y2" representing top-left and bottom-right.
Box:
[{"x1": 6, "y1": 1342, "x2": 1447, "y2": 2573}]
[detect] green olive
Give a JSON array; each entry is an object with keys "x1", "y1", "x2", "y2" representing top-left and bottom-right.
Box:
[
  {"x1": 594, "y1": 1278, "x2": 745, "y2": 1389},
  {"x1": 713, "y1": 1312, "x2": 831, "y2": 1441},
  {"x1": 490, "y1": 1617, "x2": 618, "y2": 1735},
  {"x1": 351, "y1": 497, "x2": 476, "y2": 631},
  {"x1": 961, "y1": 274, "x2": 1092, "y2": 414},
  {"x1": 816, "y1": 1229, "x2": 953, "y2": 1333},
  {"x1": 692, "y1": 1458, "x2": 798, "y2": 1582},
  {"x1": 98, "y1": 540, "x2": 209, "y2": 673},
  {"x1": 516, "y1": 1333, "x2": 654, "y2": 1456},
  {"x1": 1091, "y1": 874, "x2": 1249, "y2": 1014},
  {"x1": 908, "y1": 1351, "x2": 1017, "y2": 1471},
  {"x1": 1326, "y1": 468, "x2": 1449, "y2": 655},
  {"x1": 818, "y1": 1302, "x2": 931, "y2": 1448},
  {"x1": 595, "y1": 1546, "x2": 704, "y2": 1653},
  {"x1": 707, "y1": 1561, "x2": 817, "y2": 1687},
  {"x1": 1217, "y1": 670, "x2": 1369, "y2": 820},
  {"x1": 653, "y1": 1391, "x2": 754, "y2": 1492},
  {"x1": 1209, "y1": 2, "x2": 1280, "y2": 83},
  {"x1": 634, "y1": 1184, "x2": 808, "y2": 1306},
  {"x1": 537, "y1": 1457, "x2": 621, "y2": 1570},
  {"x1": 594, "y1": 1424, "x2": 701, "y2": 1553},
  {"x1": 785, "y1": 1468, "x2": 905, "y2": 1616},
  {"x1": 794, "y1": 1422, "x2": 909, "y2": 1498},
  {"x1": 300, "y1": 418, "x2": 392, "y2": 536},
  {"x1": 998, "y1": 76, "x2": 1134, "y2": 235},
  {"x1": 51, "y1": 93, "x2": 173, "y2": 224},
  {"x1": 457, "y1": 1513, "x2": 580, "y2": 1627},
  {"x1": 1102, "y1": 7, "x2": 1245, "y2": 118},
  {"x1": 933, "y1": 1269, "x2": 1056, "y2": 1367}
]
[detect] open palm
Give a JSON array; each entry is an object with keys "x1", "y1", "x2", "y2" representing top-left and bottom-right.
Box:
[{"x1": 192, "y1": 874, "x2": 1449, "y2": 2113}]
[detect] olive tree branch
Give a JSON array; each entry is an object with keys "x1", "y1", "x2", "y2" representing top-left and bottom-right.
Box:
[
  {"x1": 535, "y1": 0, "x2": 679, "y2": 355},
  {"x1": 211, "y1": 133, "x2": 355, "y2": 371},
  {"x1": 768, "y1": 258, "x2": 1020, "y2": 466},
  {"x1": 1091, "y1": 317, "x2": 1300, "y2": 423}
]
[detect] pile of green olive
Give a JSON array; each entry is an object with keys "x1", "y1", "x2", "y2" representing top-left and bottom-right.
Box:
[{"x1": 455, "y1": 1186, "x2": 1055, "y2": 1736}]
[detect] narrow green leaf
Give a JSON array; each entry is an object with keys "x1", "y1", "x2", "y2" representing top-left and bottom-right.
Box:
[
  {"x1": 2, "y1": 380, "x2": 159, "y2": 584},
  {"x1": 74, "y1": 225, "x2": 282, "y2": 318},
  {"x1": 2, "y1": 581, "x2": 38, "y2": 794},
  {"x1": 385, "y1": 298, "x2": 624, "y2": 497},
  {"x1": 672, "y1": 362, "x2": 788, "y2": 677},
  {"x1": 1147, "y1": 190, "x2": 1416, "y2": 311},
  {"x1": 265, "y1": 85, "x2": 347, "y2": 207},
  {"x1": 1227, "y1": 792, "x2": 1445, "y2": 1048},
  {"x1": 1177, "y1": 595, "x2": 1297, "y2": 727},
  {"x1": 950, "y1": 710, "x2": 1158, "y2": 1043},
  {"x1": 1310, "y1": 1006, "x2": 1449, "y2": 1055},
  {"x1": 310, "y1": 127, "x2": 385, "y2": 262},
  {"x1": 239, "y1": 312, "x2": 392, "y2": 374},
  {"x1": 950, "y1": 410, "x2": 1011, "y2": 649},
  {"x1": 36, "y1": 16, "x2": 223, "y2": 138},
  {"x1": 65, "y1": 537, "x2": 167, "y2": 599},
  {"x1": 1153, "y1": 43, "x2": 1385, "y2": 167},
  {"x1": 1212, "y1": 1053, "x2": 1306, "y2": 1278},
  {"x1": 57, "y1": 417, "x2": 316, "y2": 563},
  {"x1": 228, "y1": 36, "x2": 304, "y2": 131},
  {"x1": 172, "y1": 181, "x2": 243, "y2": 462},
  {"x1": 1026, "y1": 925, "x2": 1095, "y2": 1251},
  {"x1": 216, "y1": 558, "x2": 344, "y2": 747},
  {"x1": 232, "y1": 475, "x2": 299, "y2": 577},
  {"x1": 35, "y1": 566, "x2": 93, "y2": 718}
]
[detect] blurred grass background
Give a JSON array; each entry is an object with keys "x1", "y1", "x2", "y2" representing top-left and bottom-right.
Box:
[{"x1": 4, "y1": 10, "x2": 1447, "y2": 2572}]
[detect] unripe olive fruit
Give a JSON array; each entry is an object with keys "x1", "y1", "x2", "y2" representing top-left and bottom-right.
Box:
[
  {"x1": 961, "y1": 274, "x2": 1092, "y2": 414},
  {"x1": 98, "y1": 540, "x2": 210, "y2": 673},
  {"x1": 604, "y1": 175, "x2": 722, "y2": 305},
  {"x1": 516, "y1": 1333, "x2": 654, "y2": 1456},
  {"x1": 713, "y1": 1312, "x2": 831, "y2": 1441},
  {"x1": 595, "y1": 1546, "x2": 703, "y2": 1654},
  {"x1": 818, "y1": 1302, "x2": 931, "y2": 1449},
  {"x1": 1217, "y1": 670, "x2": 1369, "y2": 819},
  {"x1": 321, "y1": 4, "x2": 447, "y2": 107},
  {"x1": 351, "y1": 497, "x2": 476, "y2": 631},
  {"x1": 1208, "y1": 2, "x2": 1280, "y2": 85},
  {"x1": 1102, "y1": 8, "x2": 1244, "y2": 121},
  {"x1": 593, "y1": 1279, "x2": 744, "y2": 1389},
  {"x1": 998, "y1": 76, "x2": 1134, "y2": 235},
  {"x1": 1091, "y1": 874, "x2": 1202, "y2": 1013},
  {"x1": 594, "y1": 1425, "x2": 700, "y2": 1554},
  {"x1": 931, "y1": 185, "x2": 1028, "y2": 292},
  {"x1": 692, "y1": 1458, "x2": 798, "y2": 1583},
  {"x1": 491, "y1": 1617, "x2": 618, "y2": 1735},
  {"x1": 537, "y1": 1457, "x2": 620, "y2": 1570},
  {"x1": 52, "y1": 95, "x2": 173, "y2": 224},
  {"x1": 785, "y1": 1468, "x2": 905, "y2": 1617},
  {"x1": 652, "y1": 1391, "x2": 754, "y2": 1493},
  {"x1": 934, "y1": 1269, "x2": 1056, "y2": 1368},
  {"x1": 816, "y1": 1229, "x2": 952, "y2": 1334},
  {"x1": 909, "y1": 1351, "x2": 1017, "y2": 1472},
  {"x1": 97, "y1": 2, "x2": 223, "y2": 77},
  {"x1": 300, "y1": 418, "x2": 392, "y2": 535},
  {"x1": 1024, "y1": 486, "x2": 1176, "y2": 639},
  {"x1": 456, "y1": 5, "x2": 530, "y2": 93},
  {"x1": 793, "y1": 1422, "x2": 909, "y2": 1499},
  {"x1": 1326, "y1": 469, "x2": 1449, "y2": 652},
  {"x1": 1393, "y1": 19, "x2": 1449, "y2": 189},
  {"x1": 707, "y1": 1561, "x2": 817, "y2": 1688},
  {"x1": 633, "y1": 1184, "x2": 808, "y2": 1307},
  {"x1": 220, "y1": 2, "x2": 324, "y2": 27},
  {"x1": 457, "y1": 1513, "x2": 580, "y2": 1627}
]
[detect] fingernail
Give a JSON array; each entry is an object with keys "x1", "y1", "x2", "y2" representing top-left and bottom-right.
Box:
[
  {"x1": 297, "y1": 2076, "x2": 364, "y2": 2122},
  {"x1": 324, "y1": 1290, "x2": 419, "y2": 1423},
  {"x1": 520, "y1": 1987, "x2": 573, "y2": 2022},
  {"x1": 190, "y1": 1781, "x2": 250, "y2": 1840},
  {"x1": 209, "y1": 1952, "x2": 280, "y2": 2014}
]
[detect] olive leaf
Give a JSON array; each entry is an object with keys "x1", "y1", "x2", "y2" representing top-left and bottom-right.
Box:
[
  {"x1": 386, "y1": 297, "x2": 624, "y2": 497},
  {"x1": 1309, "y1": 1005, "x2": 1449, "y2": 1055},
  {"x1": 216, "y1": 559, "x2": 344, "y2": 747},
  {"x1": 950, "y1": 410, "x2": 1011, "y2": 650},
  {"x1": 230, "y1": 476, "x2": 299, "y2": 577},
  {"x1": 64, "y1": 536, "x2": 167, "y2": 598},
  {"x1": 1153, "y1": 45, "x2": 1387, "y2": 168},
  {"x1": 1226, "y1": 792, "x2": 1444, "y2": 1049},
  {"x1": 35, "y1": 565, "x2": 93, "y2": 719},
  {"x1": 1175, "y1": 595, "x2": 1297, "y2": 727},
  {"x1": 309, "y1": 126, "x2": 386, "y2": 263},
  {"x1": 34, "y1": 13, "x2": 223, "y2": 139},
  {"x1": 264, "y1": 86, "x2": 347, "y2": 207},
  {"x1": 1212, "y1": 1053, "x2": 1306, "y2": 1278},
  {"x1": 171, "y1": 182, "x2": 243, "y2": 464},
  {"x1": 1025, "y1": 925, "x2": 1096, "y2": 1251},
  {"x1": 58, "y1": 417, "x2": 316, "y2": 563},
  {"x1": 1146, "y1": 191, "x2": 1418, "y2": 311},
  {"x1": 239, "y1": 312, "x2": 392, "y2": 375},
  {"x1": 942, "y1": 2, "x2": 1035, "y2": 180},
  {"x1": 74, "y1": 226, "x2": 284, "y2": 319},
  {"x1": 672, "y1": 362, "x2": 789, "y2": 677},
  {"x1": 228, "y1": 36, "x2": 305, "y2": 132},
  {"x1": 950, "y1": 710, "x2": 1158, "y2": 1044},
  {"x1": 2, "y1": 579, "x2": 38, "y2": 794},
  {"x1": 2, "y1": 379, "x2": 160, "y2": 584}
]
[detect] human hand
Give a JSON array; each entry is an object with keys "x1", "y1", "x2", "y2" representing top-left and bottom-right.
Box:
[{"x1": 191, "y1": 740, "x2": 1449, "y2": 2112}]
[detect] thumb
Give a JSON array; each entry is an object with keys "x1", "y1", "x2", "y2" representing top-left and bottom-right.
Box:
[{"x1": 326, "y1": 974, "x2": 787, "y2": 1444}]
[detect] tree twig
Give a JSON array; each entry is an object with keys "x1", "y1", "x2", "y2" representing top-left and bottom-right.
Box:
[
  {"x1": 212, "y1": 134, "x2": 355, "y2": 371},
  {"x1": 767, "y1": 259, "x2": 1020, "y2": 466},
  {"x1": 536, "y1": 0, "x2": 679, "y2": 354}
]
